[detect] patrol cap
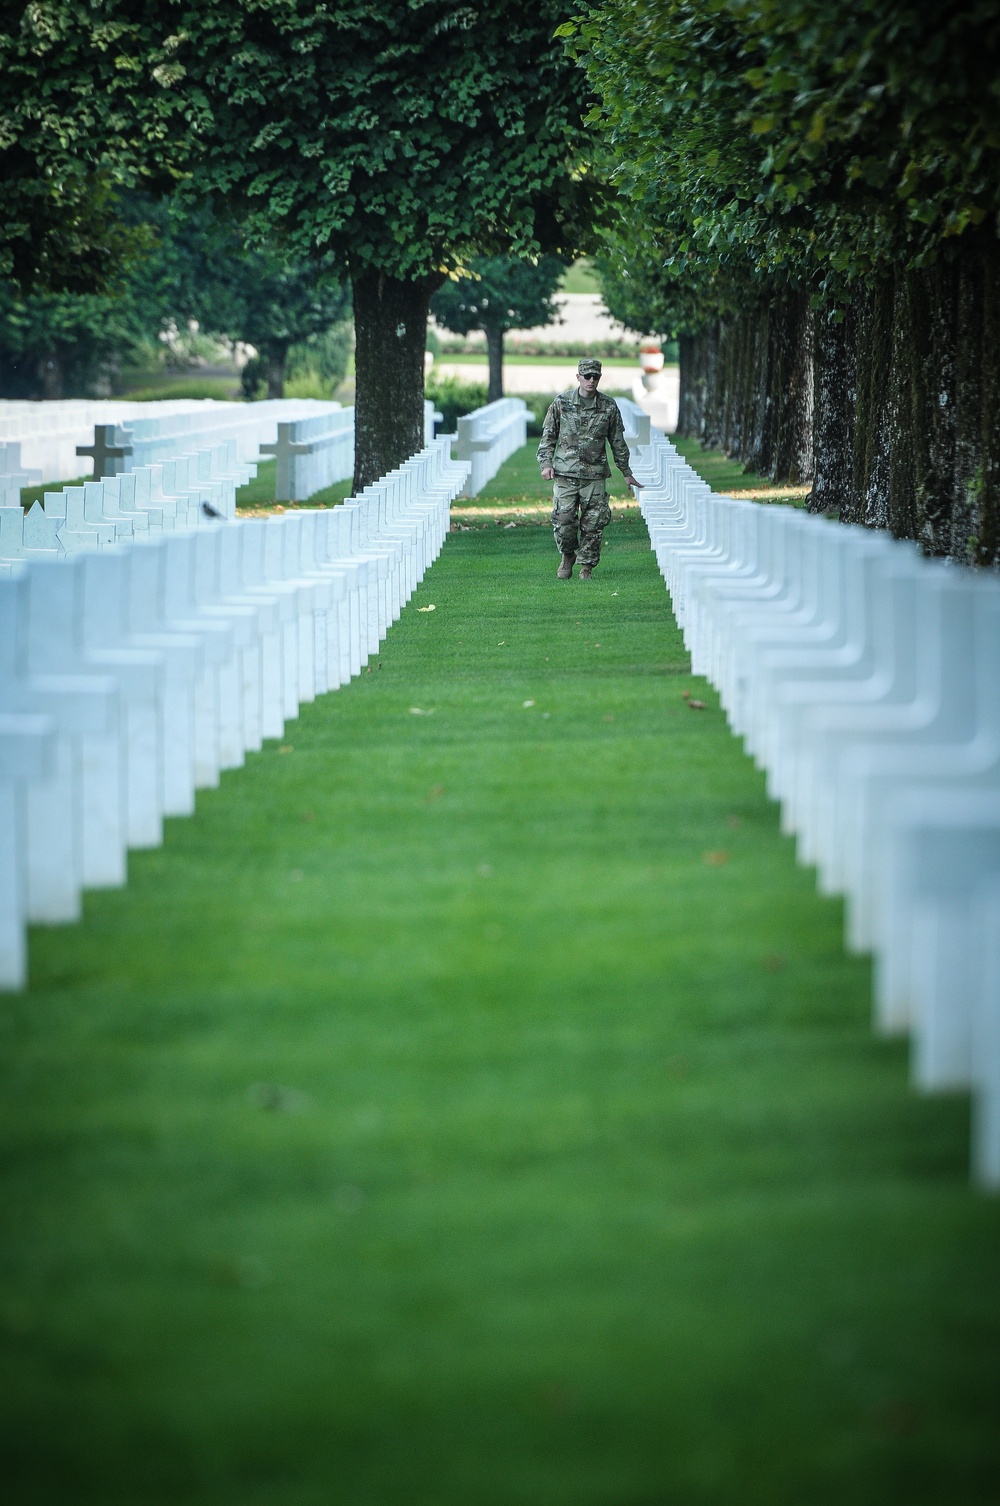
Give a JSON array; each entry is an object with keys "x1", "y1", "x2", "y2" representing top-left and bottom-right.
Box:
[{"x1": 577, "y1": 357, "x2": 603, "y2": 378}]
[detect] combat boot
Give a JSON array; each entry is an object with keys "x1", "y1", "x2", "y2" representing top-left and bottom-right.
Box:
[
  {"x1": 557, "y1": 553, "x2": 575, "y2": 579},
  {"x1": 578, "y1": 563, "x2": 593, "y2": 580}
]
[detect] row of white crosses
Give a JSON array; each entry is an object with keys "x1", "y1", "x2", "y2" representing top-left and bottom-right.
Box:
[
  {"x1": 453, "y1": 398, "x2": 529, "y2": 496},
  {"x1": 258, "y1": 401, "x2": 440, "y2": 503},
  {"x1": 1, "y1": 399, "x2": 220, "y2": 485},
  {"x1": 0, "y1": 398, "x2": 348, "y2": 486},
  {"x1": 0, "y1": 400, "x2": 361, "y2": 562},
  {"x1": 614, "y1": 397, "x2": 652, "y2": 448},
  {"x1": 0, "y1": 437, "x2": 470, "y2": 992},
  {"x1": 632, "y1": 433, "x2": 1000, "y2": 1189},
  {"x1": 1, "y1": 438, "x2": 247, "y2": 561},
  {"x1": 0, "y1": 441, "x2": 42, "y2": 504}
]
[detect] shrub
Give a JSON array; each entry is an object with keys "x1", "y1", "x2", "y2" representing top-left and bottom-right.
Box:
[
  {"x1": 241, "y1": 356, "x2": 264, "y2": 401},
  {"x1": 425, "y1": 374, "x2": 488, "y2": 430},
  {"x1": 286, "y1": 322, "x2": 353, "y2": 397},
  {"x1": 285, "y1": 372, "x2": 332, "y2": 401},
  {"x1": 126, "y1": 378, "x2": 240, "y2": 401}
]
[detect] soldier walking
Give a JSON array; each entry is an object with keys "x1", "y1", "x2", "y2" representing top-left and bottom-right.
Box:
[{"x1": 537, "y1": 358, "x2": 644, "y2": 580}]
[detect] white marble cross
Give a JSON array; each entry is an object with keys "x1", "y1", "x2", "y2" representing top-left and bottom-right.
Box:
[{"x1": 76, "y1": 424, "x2": 134, "y2": 480}]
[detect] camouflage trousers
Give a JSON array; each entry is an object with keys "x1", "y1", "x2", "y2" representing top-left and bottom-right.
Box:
[{"x1": 551, "y1": 477, "x2": 613, "y2": 567}]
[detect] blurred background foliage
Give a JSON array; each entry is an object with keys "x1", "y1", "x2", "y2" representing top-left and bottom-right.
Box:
[{"x1": 0, "y1": 193, "x2": 353, "y2": 403}]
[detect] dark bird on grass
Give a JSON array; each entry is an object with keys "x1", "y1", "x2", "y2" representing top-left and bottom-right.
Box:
[{"x1": 202, "y1": 501, "x2": 224, "y2": 520}]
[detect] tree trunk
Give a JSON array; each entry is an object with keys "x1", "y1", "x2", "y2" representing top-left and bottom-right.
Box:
[
  {"x1": 849, "y1": 278, "x2": 894, "y2": 528},
  {"x1": 952, "y1": 229, "x2": 986, "y2": 563},
  {"x1": 701, "y1": 321, "x2": 722, "y2": 448},
  {"x1": 351, "y1": 265, "x2": 443, "y2": 492},
  {"x1": 485, "y1": 325, "x2": 504, "y2": 403},
  {"x1": 264, "y1": 342, "x2": 289, "y2": 400},
  {"x1": 810, "y1": 301, "x2": 857, "y2": 517},
  {"x1": 742, "y1": 304, "x2": 770, "y2": 474},
  {"x1": 720, "y1": 316, "x2": 740, "y2": 456},
  {"x1": 731, "y1": 310, "x2": 757, "y2": 464},
  {"x1": 770, "y1": 291, "x2": 813, "y2": 485},
  {"x1": 905, "y1": 259, "x2": 958, "y2": 554},
  {"x1": 677, "y1": 334, "x2": 695, "y2": 437},
  {"x1": 886, "y1": 272, "x2": 916, "y2": 540},
  {"x1": 757, "y1": 305, "x2": 783, "y2": 479},
  {"x1": 979, "y1": 233, "x2": 1000, "y2": 566}
]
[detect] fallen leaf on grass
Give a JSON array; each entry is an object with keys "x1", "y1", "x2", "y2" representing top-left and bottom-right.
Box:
[
  {"x1": 477, "y1": 863, "x2": 493, "y2": 878},
  {"x1": 409, "y1": 707, "x2": 435, "y2": 716},
  {"x1": 702, "y1": 850, "x2": 730, "y2": 866},
  {"x1": 209, "y1": 1255, "x2": 271, "y2": 1290},
  {"x1": 523, "y1": 699, "x2": 536, "y2": 708},
  {"x1": 726, "y1": 814, "x2": 742, "y2": 830},
  {"x1": 425, "y1": 785, "x2": 445, "y2": 802},
  {"x1": 332, "y1": 1183, "x2": 366, "y2": 1214},
  {"x1": 872, "y1": 1400, "x2": 923, "y2": 1436},
  {"x1": 417, "y1": 604, "x2": 436, "y2": 612},
  {"x1": 504, "y1": 522, "x2": 517, "y2": 529},
  {"x1": 497, "y1": 641, "x2": 506, "y2": 647},
  {"x1": 535, "y1": 1381, "x2": 577, "y2": 1415},
  {"x1": 302, "y1": 811, "x2": 315, "y2": 823},
  {"x1": 603, "y1": 714, "x2": 615, "y2": 722},
  {"x1": 688, "y1": 699, "x2": 707, "y2": 711},
  {"x1": 278, "y1": 743, "x2": 294, "y2": 753},
  {"x1": 248, "y1": 1082, "x2": 310, "y2": 1114}
]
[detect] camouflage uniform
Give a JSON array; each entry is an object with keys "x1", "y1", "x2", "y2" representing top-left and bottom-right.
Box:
[{"x1": 536, "y1": 364, "x2": 633, "y2": 568}]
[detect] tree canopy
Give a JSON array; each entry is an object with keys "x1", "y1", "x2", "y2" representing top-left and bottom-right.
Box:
[
  {"x1": 564, "y1": 0, "x2": 1000, "y2": 561},
  {"x1": 1, "y1": 1, "x2": 600, "y2": 483},
  {"x1": 128, "y1": 200, "x2": 351, "y2": 397},
  {"x1": 0, "y1": 191, "x2": 351, "y2": 402},
  {"x1": 568, "y1": 0, "x2": 1000, "y2": 302}
]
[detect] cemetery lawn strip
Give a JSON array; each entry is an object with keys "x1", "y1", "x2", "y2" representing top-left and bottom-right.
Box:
[
  {"x1": 236, "y1": 458, "x2": 354, "y2": 513},
  {"x1": 672, "y1": 434, "x2": 810, "y2": 507},
  {"x1": 2, "y1": 441, "x2": 999, "y2": 1505}
]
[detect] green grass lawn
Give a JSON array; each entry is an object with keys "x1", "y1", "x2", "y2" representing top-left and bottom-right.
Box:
[
  {"x1": 18, "y1": 475, "x2": 90, "y2": 509},
  {"x1": 17, "y1": 461, "x2": 351, "y2": 515},
  {"x1": 558, "y1": 259, "x2": 601, "y2": 295},
  {"x1": 672, "y1": 435, "x2": 810, "y2": 507},
  {"x1": 116, "y1": 371, "x2": 242, "y2": 401},
  {"x1": 236, "y1": 459, "x2": 355, "y2": 512},
  {"x1": 2, "y1": 444, "x2": 998, "y2": 1505}
]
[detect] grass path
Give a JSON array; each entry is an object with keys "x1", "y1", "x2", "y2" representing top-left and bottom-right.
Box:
[
  {"x1": 2, "y1": 445, "x2": 999, "y2": 1505},
  {"x1": 670, "y1": 435, "x2": 811, "y2": 507}
]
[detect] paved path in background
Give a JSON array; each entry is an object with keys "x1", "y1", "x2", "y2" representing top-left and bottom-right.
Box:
[{"x1": 433, "y1": 361, "x2": 636, "y2": 394}]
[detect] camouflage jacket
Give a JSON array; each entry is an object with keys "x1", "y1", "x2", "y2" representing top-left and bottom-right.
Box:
[{"x1": 536, "y1": 388, "x2": 632, "y2": 481}]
